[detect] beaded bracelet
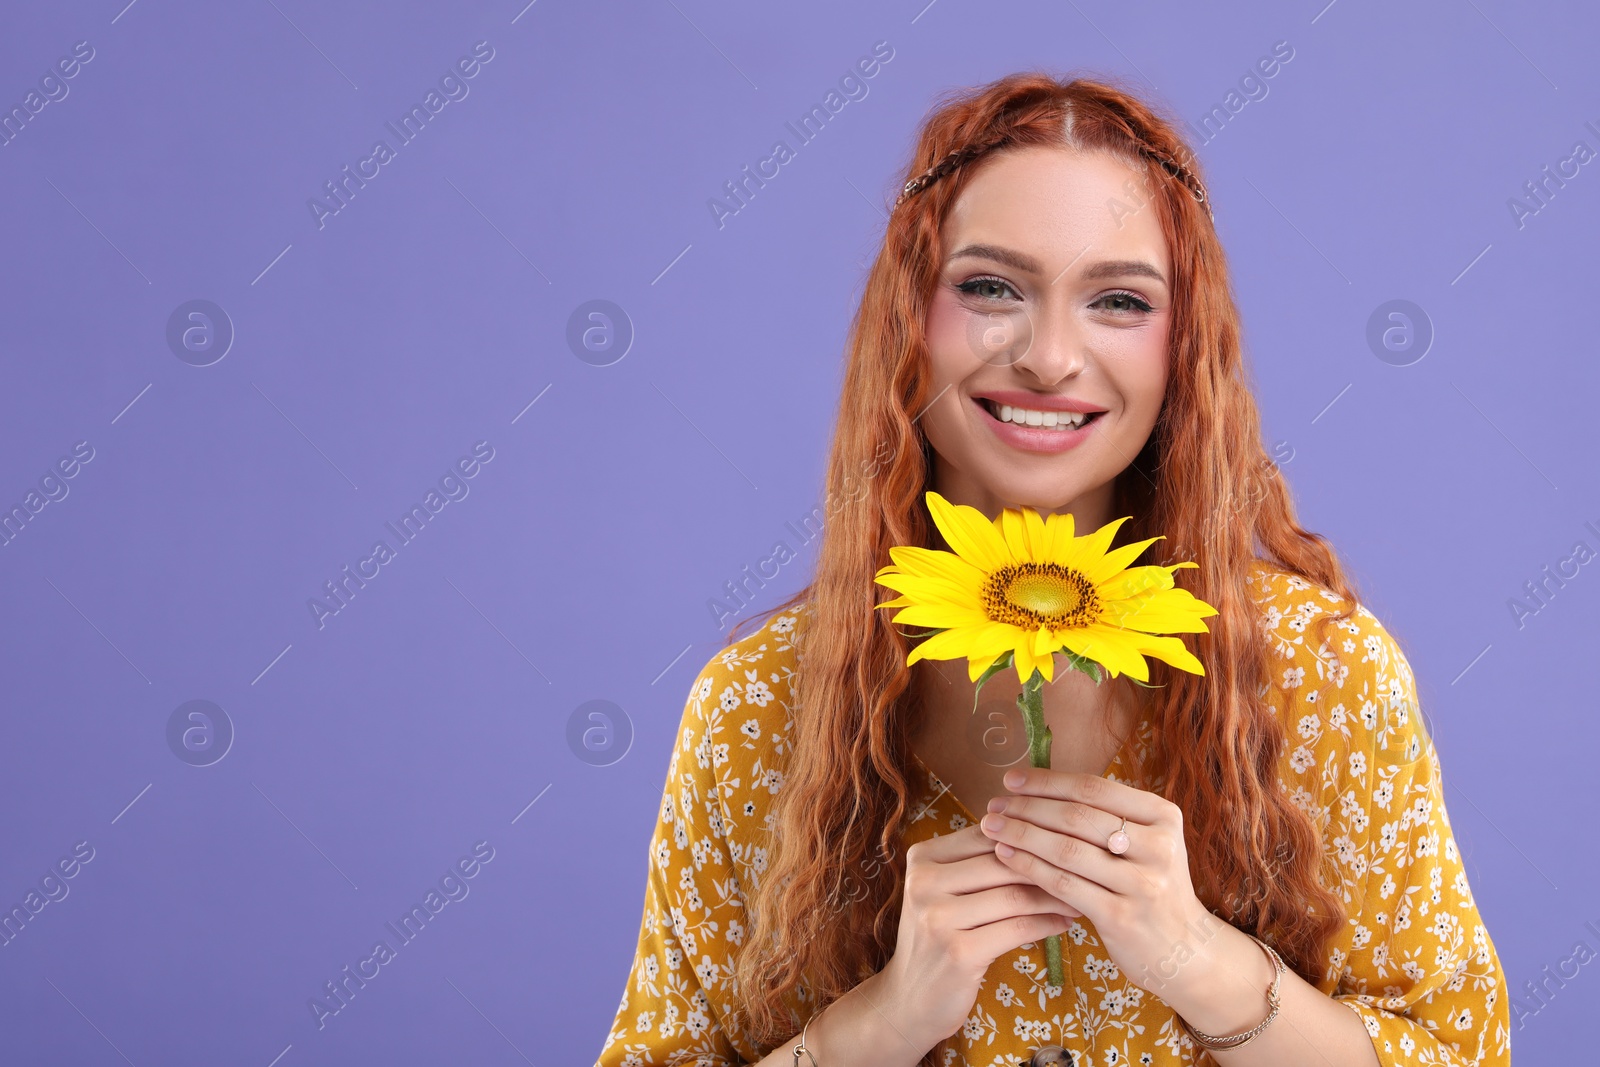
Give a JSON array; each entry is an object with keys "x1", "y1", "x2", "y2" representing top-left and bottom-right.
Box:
[{"x1": 1179, "y1": 933, "x2": 1286, "y2": 1051}]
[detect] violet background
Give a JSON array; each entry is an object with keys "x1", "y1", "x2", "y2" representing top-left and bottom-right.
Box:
[{"x1": 0, "y1": 1, "x2": 1594, "y2": 1063}]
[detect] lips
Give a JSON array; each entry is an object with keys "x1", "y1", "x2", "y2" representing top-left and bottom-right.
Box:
[{"x1": 971, "y1": 395, "x2": 1101, "y2": 454}]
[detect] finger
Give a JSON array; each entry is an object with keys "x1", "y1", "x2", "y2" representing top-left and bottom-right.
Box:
[
  {"x1": 989, "y1": 792, "x2": 1141, "y2": 847},
  {"x1": 968, "y1": 910, "x2": 1076, "y2": 968},
  {"x1": 1001, "y1": 765, "x2": 1170, "y2": 825},
  {"x1": 980, "y1": 810, "x2": 1139, "y2": 897},
  {"x1": 911, "y1": 823, "x2": 998, "y2": 863},
  {"x1": 912, "y1": 829, "x2": 1030, "y2": 890},
  {"x1": 937, "y1": 851, "x2": 1081, "y2": 909},
  {"x1": 992, "y1": 832, "x2": 1118, "y2": 918},
  {"x1": 946, "y1": 881, "x2": 1079, "y2": 931},
  {"x1": 987, "y1": 794, "x2": 1174, "y2": 904}
]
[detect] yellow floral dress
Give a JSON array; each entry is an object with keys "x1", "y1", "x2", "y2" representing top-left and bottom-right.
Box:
[{"x1": 595, "y1": 561, "x2": 1511, "y2": 1066}]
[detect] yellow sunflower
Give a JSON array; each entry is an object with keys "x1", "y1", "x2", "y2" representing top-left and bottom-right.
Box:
[{"x1": 874, "y1": 490, "x2": 1218, "y2": 688}]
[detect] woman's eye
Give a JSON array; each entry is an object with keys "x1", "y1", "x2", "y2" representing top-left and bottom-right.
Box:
[
  {"x1": 956, "y1": 276, "x2": 1019, "y2": 302},
  {"x1": 1094, "y1": 290, "x2": 1154, "y2": 315}
]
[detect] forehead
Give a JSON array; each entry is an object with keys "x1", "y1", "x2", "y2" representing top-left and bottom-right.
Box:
[{"x1": 940, "y1": 146, "x2": 1170, "y2": 277}]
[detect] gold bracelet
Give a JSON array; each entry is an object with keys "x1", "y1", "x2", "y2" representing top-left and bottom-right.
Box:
[{"x1": 1180, "y1": 933, "x2": 1286, "y2": 1051}]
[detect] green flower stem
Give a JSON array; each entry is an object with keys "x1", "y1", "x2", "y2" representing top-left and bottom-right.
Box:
[{"x1": 1016, "y1": 669, "x2": 1065, "y2": 988}]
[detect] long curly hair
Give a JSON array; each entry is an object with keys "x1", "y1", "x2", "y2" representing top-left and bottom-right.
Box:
[{"x1": 718, "y1": 70, "x2": 1363, "y2": 1064}]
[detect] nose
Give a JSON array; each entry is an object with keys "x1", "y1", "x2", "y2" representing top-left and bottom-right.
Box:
[{"x1": 1010, "y1": 303, "x2": 1087, "y2": 388}]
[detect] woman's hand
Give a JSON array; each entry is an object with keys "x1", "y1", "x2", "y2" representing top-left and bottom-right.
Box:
[
  {"x1": 977, "y1": 765, "x2": 1220, "y2": 997},
  {"x1": 874, "y1": 824, "x2": 1081, "y2": 1050}
]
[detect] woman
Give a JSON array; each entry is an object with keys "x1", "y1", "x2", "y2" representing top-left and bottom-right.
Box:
[{"x1": 595, "y1": 72, "x2": 1510, "y2": 1067}]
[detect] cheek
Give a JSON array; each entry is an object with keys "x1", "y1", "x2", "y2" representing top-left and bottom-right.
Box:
[
  {"x1": 1134, "y1": 347, "x2": 1169, "y2": 411},
  {"x1": 924, "y1": 290, "x2": 971, "y2": 379},
  {"x1": 1101, "y1": 321, "x2": 1170, "y2": 417},
  {"x1": 919, "y1": 293, "x2": 980, "y2": 452}
]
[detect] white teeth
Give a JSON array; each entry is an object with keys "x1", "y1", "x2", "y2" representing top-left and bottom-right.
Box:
[{"x1": 991, "y1": 401, "x2": 1091, "y2": 430}]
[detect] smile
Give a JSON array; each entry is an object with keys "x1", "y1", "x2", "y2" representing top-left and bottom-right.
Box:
[
  {"x1": 978, "y1": 397, "x2": 1103, "y2": 431},
  {"x1": 973, "y1": 396, "x2": 1104, "y2": 455}
]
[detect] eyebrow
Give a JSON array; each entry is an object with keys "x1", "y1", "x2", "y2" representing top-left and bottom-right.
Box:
[{"x1": 947, "y1": 243, "x2": 1167, "y2": 286}]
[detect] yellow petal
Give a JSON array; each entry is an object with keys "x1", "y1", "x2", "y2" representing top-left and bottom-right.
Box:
[
  {"x1": 1101, "y1": 592, "x2": 1216, "y2": 633},
  {"x1": 999, "y1": 508, "x2": 1031, "y2": 563},
  {"x1": 1043, "y1": 509, "x2": 1078, "y2": 559},
  {"x1": 1084, "y1": 534, "x2": 1165, "y2": 584},
  {"x1": 1023, "y1": 506, "x2": 1050, "y2": 560},
  {"x1": 1055, "y1": 626, "x2": 1100, "y2": 664},
  {"x1": 905, "y1": 625, "x2": 990, "y2": 666},
  {"x1": 1073, "y1": 514, "x2": 1134, "y2": 568},
  {"x1": 1129, "y1": 586, "x2": 1221, "y2": 622},
  {"x1": 884, "y1": 545, "x2": 989, "y2": 589},
  {"x1": 874, "y1": 571, "x2": 982, "y2": 610},
  {"x1": 1073, "y1": 623, "x2": 1151, "y2": 682},
  {"x1": 967, "y1": 622, "x2": 1025, "y2": 660},
  {"x1": 1097, "y1": 566, "x2": 1172, "y2": 602},
  {"x1": 1013, "y1": 639, "x2": 1052, "y2": 684},
  {"x1": 998, "y1": 503, "x2": 1052, "y2": 563},
  {"x1": 884, "y1": 603, "x2": 991, "y2": 628},
  {"x1": 926, "y1": 491, "x2": 1012, "y2": 572},
  {"x1": 1163, "y1": 585, "x2": 1220, "y2": 618},
  {"x1": 1127, "y1": 632, "x2": 1206, "y2": 676}
]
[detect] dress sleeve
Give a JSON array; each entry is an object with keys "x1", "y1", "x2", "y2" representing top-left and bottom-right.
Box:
[
  {"x1": 594, "y1": 655, "x2": 753, "y2": 1067},
  {"x1": 1324, "y1": 617, "x2": 1512, "y2": 1066}
]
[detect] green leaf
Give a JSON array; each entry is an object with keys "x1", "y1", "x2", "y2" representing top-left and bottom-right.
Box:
[
  {"x1": 1051, "y1": 650, "x2": 1168, "y2": 690},
  {"x1": 970, "y1": 651, "x2": 1014, "y2": 715},
  {"x1": 1127, "y1": 675, "x2": 1168, "y2": 690},
  {"x1": 893, "y1": 625, "x2": 948, "y2": 641},
  {"x1": 1054, "y1": 650, "x2": 1103, "y2": 685}
]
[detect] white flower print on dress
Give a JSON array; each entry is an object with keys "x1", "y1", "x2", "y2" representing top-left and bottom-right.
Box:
[{"x1": 597, "y1": 570, "x2": 1510, "y2": 1067}]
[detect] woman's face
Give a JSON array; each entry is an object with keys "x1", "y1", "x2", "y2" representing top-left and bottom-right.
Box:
[{"x1": 920, "y1": 145, "x2": 1173, "y2": 533}]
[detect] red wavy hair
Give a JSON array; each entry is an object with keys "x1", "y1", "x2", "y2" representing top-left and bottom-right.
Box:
[{"x1": 719, "y1": 71, "x2": 1363, "y2": 1064}]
